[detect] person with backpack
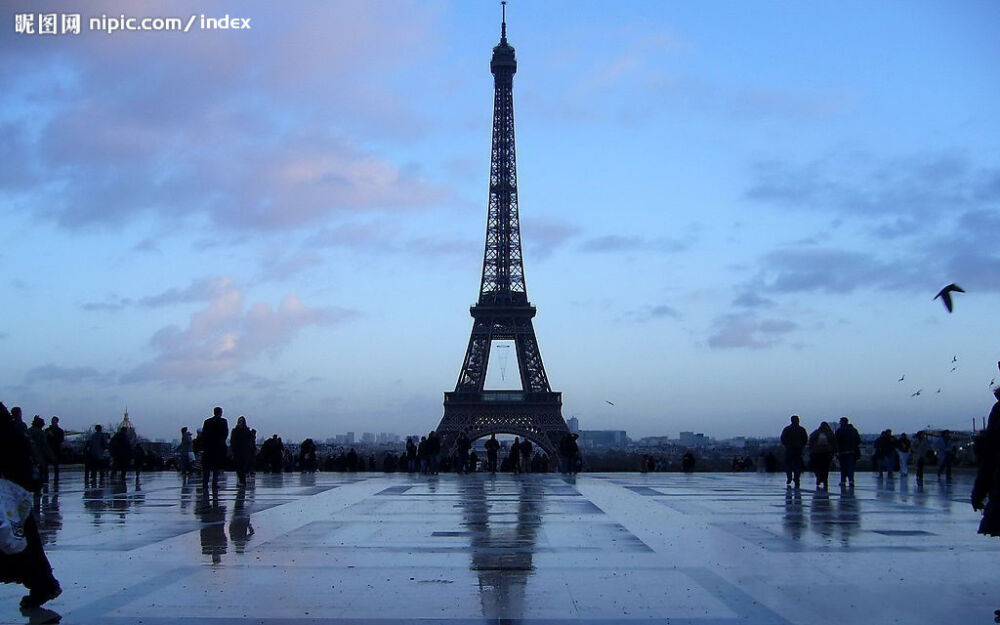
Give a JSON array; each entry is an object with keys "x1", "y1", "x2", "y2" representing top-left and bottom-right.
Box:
[{"x1": 808, "y1": 421, "x2": 838, "y2": 490}]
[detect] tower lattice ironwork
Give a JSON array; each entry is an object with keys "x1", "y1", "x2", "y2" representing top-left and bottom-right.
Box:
[{"x1": 436, "y1": 7, "x2": 569, "y2": 458}]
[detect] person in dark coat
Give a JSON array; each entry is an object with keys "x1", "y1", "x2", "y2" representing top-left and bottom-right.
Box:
[
  {"x1": 455, "y1": 432, "x2": 471, "y2": 474},
  {"x1": 0, "y1": 402, "x2": 61, "y2": 609},
  {"x1": 201, "y1": 407, "x2": 229, "y2": 491},
  {"x1": 45, "y1": 417, "x2": 64, "y2": 484},
  {"x1": 835, "y1": 416, "x2": 861, "y2": 487},
  {"x1": 299, "y1": 438, "x2": 317, "y2": 472},
  {"x1": 427, "y1": 431, "x2": 440, "y2": 475},
  {"x1": 110, "y1": 426, "x2": 133, "y2": 482},
  {"x1": 84, "y1": 425, "x2": 108, "y2": 486},
  {"x1": 781, "y1": 415, "x2": 808, "y2": 489},
  {"x1": 133, "y1": 443, "x2": 146, "y2": 484},
  {"x1": 808, "y1": 421, "x2": 837, "y2": 490},
  {"x1": 229, "y1": 416, "x2": 254, "y2": 486},
  {"x1": 510, "y1": 437, "x2": 521, "y2": 474},
  {"x1": 520, "y1": 438, "x2": 533, "y2": 473},
  {"x1": 972, "y1": 387, "x2": 1000, "y2": 536},
  {"x1": 405, "y1": 437, "x2": 417, "y2": 473},
  {"x1": 27, "y1": 417, "x2": 55, "y2": 488},
  {"x1": 485, "y1": 434, "x2": 500, "y2": 474}
]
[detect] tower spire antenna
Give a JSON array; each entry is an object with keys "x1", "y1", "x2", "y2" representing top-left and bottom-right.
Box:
[{"x1": 501, "y1": 1, "x2": 507, "y2": 42}]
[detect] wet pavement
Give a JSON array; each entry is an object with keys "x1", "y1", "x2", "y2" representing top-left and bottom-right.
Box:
[{"x1": 2, "y1": 470, "x2": 996, "y2": 624}]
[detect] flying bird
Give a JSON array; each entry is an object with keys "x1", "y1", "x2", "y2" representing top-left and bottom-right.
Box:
[
  {"x1": 934, "y1": 283, "x2": 965, "y2": 313},
  {"x1": 936, "y1": 389, "x2": 942, "y2": 394},
  {"x1": 605, "y1": 400, "x2": 615, "y2": 406},
  {"x1": 898, "y1": 375, "x2": 905, "y2": 382},
  {"x1": 951, "y1": 367, "x2": 957, "y2": 372},
  {"x1": 911, "y1": 389, "x2": 922, "y2": 397},
  {"x1": 952, "y1": 355, "x2": 958, "y2": 363}
]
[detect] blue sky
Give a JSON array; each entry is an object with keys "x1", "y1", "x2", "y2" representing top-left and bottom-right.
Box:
[{"x1": 2, "y1": 0, "x2": 998, "y2": 442}]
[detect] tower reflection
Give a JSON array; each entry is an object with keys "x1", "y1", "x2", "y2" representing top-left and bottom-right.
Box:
[{"x1": 459, "y1": 476, "x2": 543, "y2": 620}]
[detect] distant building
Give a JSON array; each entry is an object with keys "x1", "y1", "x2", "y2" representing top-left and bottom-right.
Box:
[
  {"x1": 346, "y1": 432, "x2": 355, "y2": 445},
  {"x1": 680, "y1": 432, "x2": 710, "y2": 447},
  {"x1": 580, "y1": 430, "x2": 628, "y2": 449},
  {"x1": 567, "y1": 417, "x2": 579, "y2": 433},
  {"x1": 638, "y1": 436, "x2": 672, "y2": 446},
  {"x1": 362, "y1": 432, "x2": 375, "y2": 444}
]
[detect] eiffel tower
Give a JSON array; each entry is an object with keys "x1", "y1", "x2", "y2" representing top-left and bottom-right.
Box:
[{"x1": 436, "y1": 4, "x2": 570, "y2": 458}]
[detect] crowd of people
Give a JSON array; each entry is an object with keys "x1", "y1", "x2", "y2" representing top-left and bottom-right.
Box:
[{"x1": 780, "y1": 414, "x2": 964, "y2": 490}]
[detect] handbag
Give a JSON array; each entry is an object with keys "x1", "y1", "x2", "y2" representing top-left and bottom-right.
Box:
[{"x1": 0, "y1": 478, "x2": 33, "y2": 554}]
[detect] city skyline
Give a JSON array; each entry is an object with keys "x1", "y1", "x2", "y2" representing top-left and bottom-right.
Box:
[{"x1": 1, "y1": 1, "x2": 998, "y2": 442}]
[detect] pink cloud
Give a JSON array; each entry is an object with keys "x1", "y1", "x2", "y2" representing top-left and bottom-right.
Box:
[{"x1": 123, "y1": 278, "x2": 356, "y2": 384}]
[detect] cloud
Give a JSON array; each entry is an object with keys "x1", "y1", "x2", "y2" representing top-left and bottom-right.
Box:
[
  {"x1": 24, "y1": 365, "x2": 109, "y2": 385},
  {"x1": 257, "y1": 251, "x2": 325, "y2": 282},
  {"x1": 707, "y1": 313, "x2": 797, "y2": 350},
  {"x1": 522, "y1": 218, "x2": 582, "y2": 260},
  {"x1": 579, "y1": 234, "x2": 688, "y2": 254},
  {"x1": 308, "y1": 221, "x2": 399, "y2": 251},
  {"x1": 933, "y1": 209, "x2": 1000, "y2": 292},
  {"x1": 0, "y1": 2, "x2": 448, "y2": 235},
  {"x1": 139, "y1": 277, "x2": 236, "y2": 308},
  {"x1": 753, "y1": 247, "x2": 921, "y2": 295},
  {"x1": 82, "y1": 298, "x2": 133, "y2": 313},
  {"x1": 732, "y1": 291, "x2": 776, "y2": 309},
  {"x1": 404, "y1": 237, "x2": 479, "y2": 260},
  {"x1": 122, "y1": 279, "x2": 356, "y2": 385},
  {"x1": 620, "y1": 304, "x2": 681, "y2": 323},
  {"x1": 745, "y1": 151, "x2": 1000, "y2": 234}
]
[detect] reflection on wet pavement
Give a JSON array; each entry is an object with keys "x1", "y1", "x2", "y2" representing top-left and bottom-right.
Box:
[{"x1": 1, "y1": 471, "x2": 995, "y2": 624}]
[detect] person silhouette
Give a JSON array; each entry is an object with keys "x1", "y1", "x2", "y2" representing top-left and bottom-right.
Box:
[
  {"x1": 781, "y1": 415, "x2": 808, "y2": 489},
  {"x1": 201, "y1": 407, "x2": 229, "y2": 491},
  {"x1": 485, "y1": 434, "x2": 500, "y2": 474}
]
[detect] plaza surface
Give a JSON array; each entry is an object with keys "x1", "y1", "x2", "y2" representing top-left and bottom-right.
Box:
[{"x1": 1, "y1": 470, "x2": 996, "y2": 624}]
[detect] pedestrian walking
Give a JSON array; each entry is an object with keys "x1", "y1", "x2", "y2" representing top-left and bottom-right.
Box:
[
  {"x1": 937, "y1": 430, "x2": 955, "y2": 481},
  {"x1": 230, "y1": 416, "x2": 254, "y2": 486},
  {"x1": 510, "y1": 437, "x2": 521, "y2": 474},
  {"x1": 45, "y1": 417, "x2": 64, "y2": 484},
  {"x1": 520, "y1": 438, "x2": 533, "y2": 473},
  {"x1": 27, "y1": 417, "x2": 55, "y2": 489},
  {"x1": 835, "y1": 416, "x2": 861, "y2": 487},
  {"x1": 178, "y1": 427, "x2": 194, "y2": 479},
  {"x1": 456, "y1": 431, "x2": 471, "y2": 474},
  {"x1": 808, "y1": 421, "x2": 837, "y2": 489},
  {"x1": 485, "y1": 434, "x2": 500, "y2": 474},
  {"x1": 913, "y1": 431, "x2": 931, "y2": 481},
  {"x1": 897, "y1": 432, "x2": 912, "y2": 477},
  {"x1": 110, "y1": 426, "x2": 133, "y2": 482},
  {"x1": 781, "y1": 415, "x2": 808, "y2": 489},
  {"x1": 201, "y1": 407, "x2": 229, "y2": 491},
  {"x1": 84, "y1": 425, "x2": 108, "y2": 485}
]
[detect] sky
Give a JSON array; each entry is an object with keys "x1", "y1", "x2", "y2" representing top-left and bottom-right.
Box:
[{"x1": 1, "y1": 0, "x2": 999, "y2": 442}]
